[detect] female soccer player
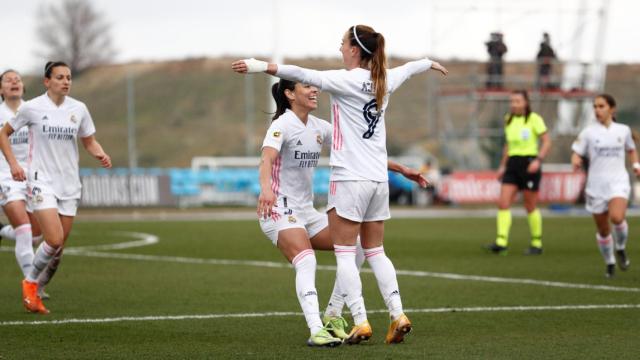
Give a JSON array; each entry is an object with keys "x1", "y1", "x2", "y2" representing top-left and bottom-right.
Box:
[
  {"x1": 485, "y1": 90, "x2": 551, "y2": 255},
  {"x1": 571, "y1": 94, "x2": 638, "y2": 278},
  {"x1": 0, "y1": 70, "x2": 44, "y2": 281},
  {"x1": 234, "y1": 24, "x2": 447, "y2": 344},
  {"x1": 258, "y1": 79, "x2": 428, "y2": 347},
  {"x1": 0, "y1": 61, "x2": 112, "y2": 314}
]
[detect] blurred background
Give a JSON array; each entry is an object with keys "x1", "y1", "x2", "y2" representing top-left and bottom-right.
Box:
[{"x1": 3, "y1": 0, "x2": 639, "y2": 210}]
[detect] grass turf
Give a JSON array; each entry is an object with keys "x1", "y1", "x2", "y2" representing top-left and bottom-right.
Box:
[{"x1": 1, "y1": 217, "x2": 639, "y2": 359}]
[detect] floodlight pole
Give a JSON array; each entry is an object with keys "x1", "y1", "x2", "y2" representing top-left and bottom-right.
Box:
[
  {"x1": 126, "y1": 70, "x2": 138, "y2": 170},
  {"x1": 269, "y1": 0, "x2": 283, "y2": 118}
]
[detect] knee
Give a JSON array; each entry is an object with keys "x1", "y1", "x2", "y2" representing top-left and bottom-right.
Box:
[
  {"x1": 46, "y1": 236, "x2": 64, "y2": 249},
  {"x1": 610, "y1": 215, "x2": 625, "y2": 226}
]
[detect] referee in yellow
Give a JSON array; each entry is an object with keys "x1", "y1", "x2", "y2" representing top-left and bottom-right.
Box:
[{"x1": 486, "y1": 90, "x2": 551, "y2": 255}]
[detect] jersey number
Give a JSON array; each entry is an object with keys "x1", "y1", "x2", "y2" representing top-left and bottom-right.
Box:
[{"x1": 362, "y1": 99, "x2": 382, "y2": 139}]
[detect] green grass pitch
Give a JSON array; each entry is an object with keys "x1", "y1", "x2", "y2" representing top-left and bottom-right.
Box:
[{"x1": 1, "y1": 216, "x2": 639, "y2": 359}]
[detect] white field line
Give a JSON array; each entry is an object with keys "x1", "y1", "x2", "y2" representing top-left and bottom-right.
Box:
[
  {"x1": 2, "y1": 304, "x2": 639, "y2": 327},
  {"x1": 58, "y1": 250, "x2": 640, "y2": 293},
  {"x1": 2, "y1": 232, "x2": 639, "y2": 293},
  {"x1": 68, "y1": 231, "x2": 159, "y2": 251}
]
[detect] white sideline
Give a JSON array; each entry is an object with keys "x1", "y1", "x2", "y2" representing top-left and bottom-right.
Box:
[{"x1": 1, "y1": 304, "x2": 639, "y2": 327}]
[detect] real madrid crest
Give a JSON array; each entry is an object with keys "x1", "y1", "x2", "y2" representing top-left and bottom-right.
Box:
[
  {"x1": 70, "y1": 114, "x2": 77, "y2": 123},
  {"x1": 288, "y1": 215, "x2": 297, "y2": 224},
  {"x1": 273, "y1": 131, "x2": 281, "y2": 138}
]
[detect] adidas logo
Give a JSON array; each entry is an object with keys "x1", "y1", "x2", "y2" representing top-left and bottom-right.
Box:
[
  {"x1": 296, "y1": 140, "x2": 303, "y2": 146},
  {"x1": 42, "y1": 115, "x2": 49, "y2": 121}
]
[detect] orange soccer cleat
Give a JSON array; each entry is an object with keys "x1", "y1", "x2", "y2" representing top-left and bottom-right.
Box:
[
  {"x1": 22, "y1": 280, "x2": 49, "y2": 315},
  {"x1": 385, "y1": 313, "x2": 412, "y2": 344},
  {"x1": 344, "y1": 320, "x2": 372, "y2": 345}
]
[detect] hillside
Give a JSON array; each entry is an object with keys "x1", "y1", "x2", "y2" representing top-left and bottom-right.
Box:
[{"x1": 20, "y1": 58, "x2": 640, "y2": 168}]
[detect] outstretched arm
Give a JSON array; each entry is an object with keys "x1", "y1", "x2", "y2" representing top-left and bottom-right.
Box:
[{"x1": 388, "y1": 160, "x2": 429, "y2": 188}]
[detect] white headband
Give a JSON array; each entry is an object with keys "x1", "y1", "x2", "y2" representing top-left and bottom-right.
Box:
[{"x1": 352, "y1": 25, "x2": 372, "y2": 55}]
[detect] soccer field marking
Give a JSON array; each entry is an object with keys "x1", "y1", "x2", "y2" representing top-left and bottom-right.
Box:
[
  {"x1": 0, "y1": 231, "x2": 158, "y2": 253},
  {"x1": 1, "y1": 304, "x2": 639, "y2": 327},
  {"x1": 68, "y1": 231, "x2": 159, "y2": 251},
  {"x1": 58, "y1": 250, "x2": 640, "y2": 293}
]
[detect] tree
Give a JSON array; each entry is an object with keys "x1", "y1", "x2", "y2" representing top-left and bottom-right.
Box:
[{"x1": 35, "y1": 0, "x2": 116, "y2": 75}]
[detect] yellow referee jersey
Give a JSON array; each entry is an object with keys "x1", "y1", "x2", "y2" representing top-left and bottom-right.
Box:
[{"x1": 504, "y1": 112, "x2": 547, "y2": 156}]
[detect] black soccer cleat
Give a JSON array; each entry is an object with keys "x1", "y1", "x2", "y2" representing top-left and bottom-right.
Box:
[
  {"x1": 605, "y1": 264, "x2": 615, "y2": 278},
  {"x1": 484, "y1": 243, "x2": 508, "y2": 255},
  {"x1": 615, "y1": 250, "x2": 630, "y2": 271},
  {"x1": 524, "y1": 246, "x2": 543, "y2": 255}
]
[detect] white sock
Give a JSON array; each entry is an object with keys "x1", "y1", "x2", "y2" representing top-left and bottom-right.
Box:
[
  {"x1": 14, "y1": 224, "x2": 34, "y2": 277},
  {"x1": 324, "y1": 237, "x2": 366, "y2": 318},
  {"x1": 596, "y1": 233, "x2": 615, "y2": 265},
  {"x1": 334, "y1": 245, "x2": 367, "y2": 325},
  {"x1": 26, "y1": 242, "x2": 57, "y2": 282},
  {"x1": 613, "y1": 220, "x2": 628, "y2": 250},
  {"x1": 0, "y1": 224, "x2": 16, "y2": 241},
  {"x1": 32, "y1": 234, "x2": 44, "y2": 247},
  {"x1": 292, "y1": 249, "x2": 323, "y2": 336},
  {"x1": 38, "y1": 248, "x2": 63, "y2": 288},
  {"x1": 365, "y1": 246, "x2": 404, "y2": 320}
]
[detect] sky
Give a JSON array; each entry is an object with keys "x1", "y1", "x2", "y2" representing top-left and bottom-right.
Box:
[{"x1": 1, "y1": 0, "x2": 637, "y2": 74}]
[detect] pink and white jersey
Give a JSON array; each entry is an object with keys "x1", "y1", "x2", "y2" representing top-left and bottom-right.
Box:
[
  {"x1": 572, "y1": 121, "x2": 635, "y2": 195},
  {"x1": 262, "y1": 109, "x2": 332, "y2": 208},
  {"x1": 9, "y1": 93, "x2": 96, "y2": 199},
  {"x1": 0, "y1": 101, "x2": 29, "y2": 178},
  {"x1": 276, "y1": 58, "x2": 433, "y2": 182}
]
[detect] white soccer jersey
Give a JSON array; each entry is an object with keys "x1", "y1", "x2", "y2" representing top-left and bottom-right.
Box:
[
  {"x1": 276, "y1": 59, "x2": 433, "y2": 182},
  {"x1": 572, "y1": 121, "x2": 635, "y2": 196},
  {"x1": 262, "y1": 109, "x2": 332, "y2": 208},
  {"x1": 9, "y1": 93, "x2": 96, "y2": 199},
  {"x1": 0, "y1": 101, "x2": 29, "y2": 179}
]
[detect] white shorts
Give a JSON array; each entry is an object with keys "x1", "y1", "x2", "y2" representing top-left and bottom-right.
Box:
[
  {"x1": 0, "y1": 179, "x2": 28, "y2": 207},
  {"x1": 585, "y1": 181, "x2": 630, "y2": 214},
  {"x1": 259, "y1": 204, "x2": 328, "y2": 245},
  {"x1": 28, "y1": 183, "x2": 79, "y2": 217},
  {"x1": 327, "y1": 180, "x2": 390, "y2": 222}
]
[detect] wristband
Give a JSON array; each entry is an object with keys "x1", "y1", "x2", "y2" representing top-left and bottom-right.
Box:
[
  {"x1": 244, "y1": 58, "x2": 268, "y2": 73},
  {"x1": 633, "y1": 162, "x2": 640, "y2": 170}
]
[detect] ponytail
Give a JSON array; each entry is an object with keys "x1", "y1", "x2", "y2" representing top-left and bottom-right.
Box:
[
  {"x1": 371, "y1": 33, "x2": 387, "y2": 110},
  {"x1": 271, "y1": 79, "x2": 297, "y2": 121},
  {"x1": 349, "y1": 25, "x2": 387, "y2": 110}
]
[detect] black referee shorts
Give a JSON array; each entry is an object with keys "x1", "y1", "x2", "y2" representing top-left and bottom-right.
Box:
[{"x1": 502, "y1": 156, "x2": 542, "y2": 191}]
